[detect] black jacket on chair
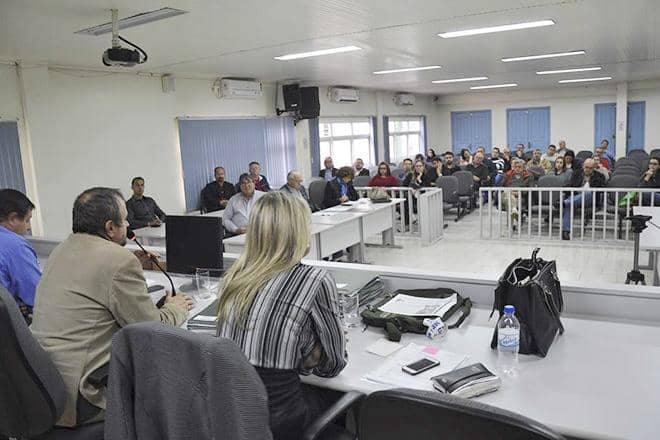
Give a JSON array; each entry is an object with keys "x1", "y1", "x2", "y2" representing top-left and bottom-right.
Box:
[
  {"x1": 403, "y1": 172, "x2": 435, "y2": 189},
  {"x1": 323, "y1": 178, "x2": 359, "y2": 208}
]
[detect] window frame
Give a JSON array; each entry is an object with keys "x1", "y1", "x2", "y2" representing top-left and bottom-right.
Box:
[
  {"x1": 387, "y1": 116, "x2": 425, "y2": 164},
  {"x1": 318, "y1": 117, "x2": 376, "y2": 168}
]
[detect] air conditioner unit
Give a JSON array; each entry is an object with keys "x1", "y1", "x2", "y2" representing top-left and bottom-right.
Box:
[
  {"x1": 213, "y1": 78, "x2": 263, "y2": 99},
  {"x1": 394, "y1": 93, "x2": 415, "y2": 106},
  {"x1": 328, "y1": 87, "x2": 359, "y2": 103}
]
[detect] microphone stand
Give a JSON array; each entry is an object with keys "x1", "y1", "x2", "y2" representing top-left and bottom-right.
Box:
[{"x1": 127, "y1": 230, "x2": 177, "y2": 301}]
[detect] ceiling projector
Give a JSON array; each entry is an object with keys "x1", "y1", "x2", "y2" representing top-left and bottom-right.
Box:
[{"x1": 102, "y1": 47, "x2": 141, "y2": 67}]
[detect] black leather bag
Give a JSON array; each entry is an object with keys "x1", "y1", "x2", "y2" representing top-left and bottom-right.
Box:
[{"x1": 490, "y1": 248, "x2": 564, "y2": 357}]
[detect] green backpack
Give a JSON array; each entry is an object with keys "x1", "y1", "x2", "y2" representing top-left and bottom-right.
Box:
[{"x1": 360, "y1": 284, "x2": 472, "y2": 342}]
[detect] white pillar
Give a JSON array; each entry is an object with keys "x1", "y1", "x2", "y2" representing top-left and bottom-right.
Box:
[
  {"x1": 615, "y1": 82, "x2": 628, "y2": 158},
  {"x1": 294, "y1": 119, "x2": 312, "y2": 180},
  {"x1": 375, "y1": 91, "x2": 386, "y2": 164}
]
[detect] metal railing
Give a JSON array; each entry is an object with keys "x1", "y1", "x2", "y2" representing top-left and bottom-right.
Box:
[
  {"x1": 355, "y1": 186, "x2": 444, "y2": 245},
  {"x1": 479, "y1": 187, "x2": 659, "y2": 242}
]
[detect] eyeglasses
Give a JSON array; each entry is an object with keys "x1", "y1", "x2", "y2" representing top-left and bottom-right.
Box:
[{"x1": 240, "y1": 181, "x2": 254, "y2": 186}]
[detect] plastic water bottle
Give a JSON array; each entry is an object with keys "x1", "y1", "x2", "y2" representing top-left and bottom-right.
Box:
[{"x1": 497, "y1": 305, "x2": 520, "y2": 377}]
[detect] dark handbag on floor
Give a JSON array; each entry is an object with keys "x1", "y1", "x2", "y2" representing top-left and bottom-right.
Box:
[
  {"x1": 361, "y1": 287, "x2": 472, "y2": 342},
  {"x1": 490, "y1": 248, "x2": 564, "y2": 357}
]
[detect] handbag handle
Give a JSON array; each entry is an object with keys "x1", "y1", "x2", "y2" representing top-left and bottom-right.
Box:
[
  {"x1": 531, "y1": 247, "x2": 541, "y2": 267},
  {"x1": 448, "y1": 298, "x2": 472, "y2": 329}
]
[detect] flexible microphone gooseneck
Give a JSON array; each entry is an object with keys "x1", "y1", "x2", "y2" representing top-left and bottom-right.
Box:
[{"x1": 126, "y1": 229, "x2": 176, "y2": 297}]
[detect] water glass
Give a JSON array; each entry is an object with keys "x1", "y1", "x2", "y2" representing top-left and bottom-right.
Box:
[
  {"x1": 339, "y1": 290, "x2": 360, "y2": 329},
  {"x1": 195, "y1": 268, "x2": 214, "y2": 300}
]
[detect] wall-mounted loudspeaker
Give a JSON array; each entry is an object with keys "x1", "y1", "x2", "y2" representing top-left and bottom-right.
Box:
[{"x1": 299, "y1": 87, "x2": 320, "y2": 119}]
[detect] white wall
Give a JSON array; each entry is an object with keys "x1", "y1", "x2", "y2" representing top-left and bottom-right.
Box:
[
  {"x1": 0, "y1": 64, "x2": 20, "y2": 118},
  {"x1": 433, "y1": 80, "x2": 660, "y2": 155}
]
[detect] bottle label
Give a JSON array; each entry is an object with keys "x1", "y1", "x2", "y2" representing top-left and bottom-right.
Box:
[{"x1": 498, "y1": 328, "x2": 519, "y2": 348}]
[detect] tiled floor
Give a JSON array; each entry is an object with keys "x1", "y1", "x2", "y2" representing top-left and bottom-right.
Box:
[{"x1": 363, "y1": 209, "x2": 655, "y2": 285}]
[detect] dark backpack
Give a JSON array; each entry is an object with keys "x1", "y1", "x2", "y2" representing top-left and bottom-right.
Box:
[
  {"x1": 361, "y1": 287, "x2": 472, "y2": 342},
  {"x1": 490, "y1": 248, "x2": 564, "y2": 357}
]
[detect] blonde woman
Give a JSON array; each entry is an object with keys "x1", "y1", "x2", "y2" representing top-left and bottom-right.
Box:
[{"x1": 217, "y1": 192, "x2": 346, "y2": 440}]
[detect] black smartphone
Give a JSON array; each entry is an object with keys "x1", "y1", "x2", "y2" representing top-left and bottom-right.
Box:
[{"x1": 401, "y1": 358, "x2": 441, "y2": 375}]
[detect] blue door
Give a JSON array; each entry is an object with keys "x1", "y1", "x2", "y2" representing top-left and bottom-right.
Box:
[
  {"x1": 0, "y1": 121, "x2": 27, "y2": 192},
  {"x1": 451, "y1": 110, "x2": 491, "y2": 154},
  {"x1": 627, "y1": 101, "x2": 645, "y2": 152},
  {"x1": 506, "y1": 107, "x2": 550, "y2": 150},
  {"x1": 594, "y1": 103, "x2": 616, "y2": 150}
]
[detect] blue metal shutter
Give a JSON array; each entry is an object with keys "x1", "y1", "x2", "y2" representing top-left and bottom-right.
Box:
[{"x1": 0, "y1": 121, "x2": 26, "y2": 192}]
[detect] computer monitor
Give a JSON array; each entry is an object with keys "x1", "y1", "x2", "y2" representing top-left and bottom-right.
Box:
[{"x1": 165, "y1": 215, "x2": 223, "y2": 276}]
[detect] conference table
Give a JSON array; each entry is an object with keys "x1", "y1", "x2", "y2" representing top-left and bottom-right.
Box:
[
  {"x1": 132, "y1": 224, "x2": 166, "y2": 246},
  {"x1": 223, "y1": 198, "x2": 404, "y2": 262},
  {"x1": 633, "y1": 206, "x2": 660, "y2": 285}
]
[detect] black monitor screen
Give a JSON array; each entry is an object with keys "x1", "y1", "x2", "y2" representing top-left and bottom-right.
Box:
[{"x1": 165, "y1": 215, "x2": 223, "y2": 275}]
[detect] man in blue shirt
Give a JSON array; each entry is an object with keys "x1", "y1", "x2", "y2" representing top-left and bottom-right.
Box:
[{"x1": 0, "y1": 189, "x2": 41, "y2": 322}]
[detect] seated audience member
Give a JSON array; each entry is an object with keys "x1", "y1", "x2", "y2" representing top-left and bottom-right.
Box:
[
  {"x1": 490, "y1": 147, "x2": 506, "y2": 185},
  {"x1": 319, "y1": 157, "x2": 338, "y2": 181},
  {"x1": 526, "y1": 149, "x2": 552, "y2": 175},
  {"x1": 354, "y1": 158, "x2": 370, "y2": 177},
  {"x1": 641, "y1": 156, "x2": 660, "y2": 205},
  {"x1": 593, "y1": 155, "x2": 610, "y2": 181},
  {"x1": 542, "y1": 144, "x2": 558, "y2": 164},
  {"x1": 280, "y1": 170, "x2": 319, "y2": 212},
  {"x1": 459, "y1": 148, "x2": 472, "y2": 166},
  {"x1": 224, "y1": 174, "x2": 266, "y2": 235},
  {"x1": 600, "y1": 139, "x2": 616, "y2": 165},
  {"x1": 563, "y1": 149, "x2": 579, "y2": 170},
  {"x1": 0, "y1": 189, "x2": 41, "y2": 322},
  {"x1": 466, "y1": 152, "x2": 491, "y2": 190},
  {"x1": 594, "y1": 147, "x2": 611, "y2": 170},
  {"x1": 31, "y1": 187, "x2": 193, "y2": 427},
  {"x1": 430, "y1": 157, "x2": 443, "y2": 180},
  {"x1": 557, "y1": 140, "x2": 568, "y2": 156},
  {"x1": 398, "y1": 158, "x2": 414, "y2": 181},
  {"x1": 126, "y1": 177, "x2": 166, "y2": 229},
  {"x1": 200, "y1": 166, "x2": 236, "y2": 213},
  {"x1": 404, "y1": 160, "x2": 435, "y2": 189},
  {"x1": 217, "y1": 192, "x2": 346, "y2": 440},
  {"x1": 514, "y1": 144, "x2": 526, "y2": 160},
  {"x1": 425, "y1": 148, "x2": 438, "y2": 163},
  {"x1": 553, "y1": 156, "x2": 573, "y2": 185},
  {"x1": 368, "y1": 162, "x2": 398, "y2": 187},
  {"x1": 502, "y1": 159, "x2": 533, "y2": 224},
  {"x1": 561, "y1": 159, "x2": 606, "y2": 240},
  {"x1": 502, "y1": 147, "x2": 513, "y2": 172},
  {"x1": 441, "y1": 151, "x2": 459, "y2": 175},
  {"x1": 248, "y1": 161, "x2": 271, "y2": 192},
  {"x1": 323, "y1": 166, "x2": 359, "y2": 209}
]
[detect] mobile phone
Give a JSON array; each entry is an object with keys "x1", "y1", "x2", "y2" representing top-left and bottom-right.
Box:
[{"x1": 401, "y1": 358, "x2": 440, "y2": 375}]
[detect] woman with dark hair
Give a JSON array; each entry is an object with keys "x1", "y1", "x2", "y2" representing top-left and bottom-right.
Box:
[
  {"x1": 368, "y1": 162, "x2": 398, "y2": 187},
  {"x1": 403, "y1": 160, "x2": 434, "y2": 189},
  {"x1": 459, "y1": 148, "x2": 472, "y2": 166},
  {"x1": 323, "y1": 166, "x2": 359, "y2": 208},
  {"x1": 563, "y1": 149, "x2": 579, "y2": 169},
  {"x1": 553, "y1": 155, "x2": 573, "y2": 185},
  {"x1": 425, "y1": 148, "x2": 438, "y2": 163}
]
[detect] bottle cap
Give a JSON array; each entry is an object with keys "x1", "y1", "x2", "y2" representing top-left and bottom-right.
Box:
[{"x1": 504, "y1": 305, "x2": 515, "y2": 314}]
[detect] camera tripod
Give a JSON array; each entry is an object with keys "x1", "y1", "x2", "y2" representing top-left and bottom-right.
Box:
[{"x1": 625, "y1": 215, "x2": 653, "y2": 285}]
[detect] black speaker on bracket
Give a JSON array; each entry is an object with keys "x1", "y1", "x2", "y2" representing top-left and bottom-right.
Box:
[
  {"x1": 299, "y1": 86, "x2": 320, "y2": 119},
  {"x1": 282, "y1": 84, "x2": 300, "y2": 112}
]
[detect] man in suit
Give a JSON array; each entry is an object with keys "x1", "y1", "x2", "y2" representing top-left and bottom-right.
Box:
[
  {"x1": 280, "y1": 170, "x2": 319, "y2": 212},
  {"x1": 323, "y1": 166, "x2": 359, "y2": 209},
  {"x1": 125, "y1": 177, "x2": 166, "y2": 229},
  {"x1": 319, "y1": 156, "x2": 338, "y2": 181},
  {"x1": 561, "y1": 158, "x2": 606, "y2": 240},
  {"x1": 31, "y1": 187, "x2": 193, "y2": 427},
  {"x1": 354, "y1": 158, "x2": 370, "y2": 177},
  {"x1": 200, "y1": 166, "x2": 235, "y2": 213}
]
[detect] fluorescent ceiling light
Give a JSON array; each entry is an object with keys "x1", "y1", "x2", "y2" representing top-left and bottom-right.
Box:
[
  {"x1": 373, "y1": 65, "x2": 442, "y2": 75},
  {"x1": 470, "y1": 83, "x2": 518, "y2": 90},
  {"x1": 537, "y1": 66, "x2": 602, "y2": 75},
  {"x1": 438, "y1": 20, "x2": 555, "y2": 38},
  {"x1": 558, "y1": 77, "x2": 612, "y2": 83},
  {"x1": 432, "y1": 76, "x2": 488, "y2": 84},
  {"x1": 75, "y1": 7, "x2": 188, "y2": 36},
  {"x1": 502, "y1": 50, "x2": 586, "y2": 62},
  {"x1": 274, "y1": 46, "x2": 361, "y2": 61}
]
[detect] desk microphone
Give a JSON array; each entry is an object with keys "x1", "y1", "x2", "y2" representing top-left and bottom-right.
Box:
[{"x1": 126, "y1": 229, "x2": 176, "y2": 305}]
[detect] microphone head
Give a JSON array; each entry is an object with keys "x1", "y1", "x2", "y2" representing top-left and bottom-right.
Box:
[{"x1": 126, "y1": 229, "x2": 136, "y2": 240}]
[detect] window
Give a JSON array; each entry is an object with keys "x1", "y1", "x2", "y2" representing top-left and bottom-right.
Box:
[
  {"x1": 388, "y1": 116, "x2": 425, "y2": 163},
  {"x1": 318, "y1": 118, "x2": 375, "y2": 168}
]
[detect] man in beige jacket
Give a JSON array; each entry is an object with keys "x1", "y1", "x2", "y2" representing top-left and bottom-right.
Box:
[{"x1": 31, "y1": 187, "x2": 193, "y2": 427}]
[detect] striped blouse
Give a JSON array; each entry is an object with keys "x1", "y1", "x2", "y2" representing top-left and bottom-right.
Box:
[{"x1": 218, "y1": 263, "x2": 347, "y2": 377}]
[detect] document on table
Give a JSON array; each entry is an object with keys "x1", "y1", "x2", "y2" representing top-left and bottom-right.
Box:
[
  {"x1": 363, "y1": 343, "x2": 468, "y2": 391},
  {"x1": 324, "y1": 205, "x2": 353, "y2": 212},
  {"x1": 378, "y1": 293, "x2": 457, "y2": 317},
  {"x1": 312, "y1": 212, "x2": 355, "y2": 223}
]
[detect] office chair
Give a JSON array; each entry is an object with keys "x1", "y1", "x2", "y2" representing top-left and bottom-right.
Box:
[
  {"x1": 0, "y1": 285, "x2": 104, "y2": 440},
  {"x1": 359, "y1": 388, "x2": 565, "y2": 440}
]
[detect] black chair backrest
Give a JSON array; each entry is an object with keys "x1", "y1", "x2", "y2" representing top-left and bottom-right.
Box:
[
  {"x1": 649, "y1": 148, "x2": 660, "y2": 158},
  {"x1": 453, "y1": 171, "x2": 474, "y2": 196},
  {"x1": 354, "y1": 175, "x2": 370, "y2": 188},
  {"x1": 607, "y1": 174, "x2": 640, "y2": 189},
  {"x1": 0, "y1": 286, "x2": 66, "y2": 438},
  {"x1": 613, "y1": 158, "x2": 639, "y2": 169},
  {"x1": 576, "y1": 150, "x2": 593, "y2": 161},
  {"x1": 627, "y1": 149, "x2": 649, "y2": 159},
  {"x1": 435, "y1": 176, "x2": 459, "y2": 203},
  {"x1": 308, "y1": 180, "x2": 328, "y2": 210},
  {"x1": 359, "y1": 388, "x2": 565, "y2": 440}
]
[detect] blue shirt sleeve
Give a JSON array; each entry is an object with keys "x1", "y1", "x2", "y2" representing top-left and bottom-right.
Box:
[{"x1": 0, "y1": 240, "x2": 41, "y2": 307}]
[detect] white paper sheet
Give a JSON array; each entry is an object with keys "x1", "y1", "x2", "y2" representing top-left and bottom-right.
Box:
[
  {"x1": 378, "y1": 293, "x2": 457, "y2": 317},
  {"x1": 366, "y1": 339, "x2": 404, "y2": 357}
]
